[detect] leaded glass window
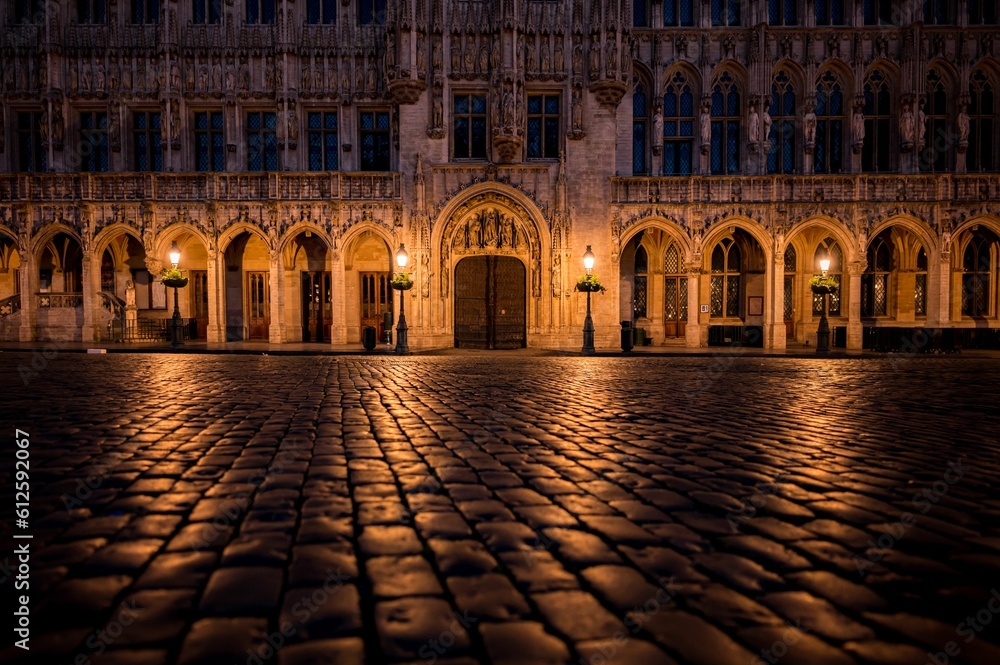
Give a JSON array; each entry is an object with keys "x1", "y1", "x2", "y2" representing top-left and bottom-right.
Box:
[
  {"x1": 454, "y1": 94, "x2": 488, "y2": 160},
  {"x1": 306, "y1": 0, "x2": 336, "y2": 24},
  {"x1": 920, "y1": 68, "x2": 949, "y2": 172},
  {"x1": 816, "y1": 0, "x2": 844, "y2": 25},
  {"x1": 359, "y1": 110, "x2": 391, "y2": 170},
  {"x1": 924, "y1": 0, "x2": 954, "y2": 24},
  {"x1": 968, "y1": 69, "x2": 995, "y2": 172},
  {"x1": 80, "y1": 111, "x2": 109, "y2": 172},
  {"x1": 813, "y1": 239, "x2": 842, "y2": 316},
  {"x1": 915, "y1": 248, "x2": 927, "y2": 316},
  {"x1": 969, "y1": 0, "x2": 999, "y2": 24},
  {"x1": 862, "y1": 234, "x2": 892, "y2": 317},
  {"x1": 664, "y1": 0, "x2": 695, "y2": 26},
  {"x1": 359, "y1": 0, "x2": 386, "y2": 25},
  {"x1": 711, "y1": 239, "x2": 741, "y2": 318},
  {"x1": 815, "y1": 70, "x2": 844, "y2": 174},
  {"x1": 633, "y1": 81, "x2": 648, "y2": 174},
  {"x1": 962, "y1": 234, "x2": 993, "y2": 316},
  {"x1": 527, "y1": 95, "x2": 560, "y2": 159},
  {"x1": 246, "y1": 111, "x2": 278, "y2": 171},
  {"x1": 712, "y1": 0, "x2": 740, "y2": 26},
  {"x1": 246, "y1": 0, "x2": 275, "y2": 24},
  {"x1": 133, "y1": 111, "x2": 162, "y2": 172},
  {"x1": 711, "y1": 71, "x2": 741, "y2": 175},
  {"x1": 864, "y1": 0, "x2": 894, "y2": 25},
  {"x1": 768, "y1": 0, "x2": 797, "y2": 25},
  {"x1": 863, "y1": 69, "x2": 892, "y2": 173},
  {"x1": 16, "y1": 111, "x2": 46, "y2": 172},
  {"x1": 307, "y1": 111, "x2": 338, "y2": 171},
  {"x1": 768, "y1": 69, "x2": 795, "y2": 174},
  {"x1": 633, "y1": 246, "x2": 648, "y2": 318},
  {"x1": 783, "y1": 245, "x2": 796, "y2": 321},
  {"x1": 663, "y1": 71, "x2": 694, "y2": 176},
  {"x1": 194, "y1": 110, "x2": 225, "y2": 172}
]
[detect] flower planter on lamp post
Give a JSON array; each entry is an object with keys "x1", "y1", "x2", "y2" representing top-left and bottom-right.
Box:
[
  {"x1": 392, "y1": 243, "x2": 412, "y2": 355},
  {"x1": 810, "y1": 258, "x2": 838, "y2": 354}
]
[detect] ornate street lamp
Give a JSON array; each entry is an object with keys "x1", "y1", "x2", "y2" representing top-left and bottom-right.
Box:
[
  {"x1": 581, "y1": 245, "x2": 596, "y2": 355},
  {"x1": 165, "y1": 241, "x2": 186, "y2": 349},
  {"x1": 815, "y1": 256, "x2": 832, "y2": 354},
  {"x1": 392, "y1": 243, "x2": 412, "y2": 355}
]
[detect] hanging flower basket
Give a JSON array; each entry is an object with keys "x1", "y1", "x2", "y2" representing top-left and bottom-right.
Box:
[
  {"x1": 159, "y1": 268, "x2": 188, "y2": 289},
  {"x1": 809, "y1": 275, "x2": 839, "y2": 295},
  {"x1": 575, "y1": 274, "x2": 606, "y2": 293},
  {"x1": 390, "y1": 273, "x2": 414, "y2": 291}
]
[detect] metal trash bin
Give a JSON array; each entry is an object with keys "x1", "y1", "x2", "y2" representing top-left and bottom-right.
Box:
[
  {"x1": 620, "y1": 321, "x2": 634, "y2": 353},
  {"x1": 362, "y1": 326, "x2": 377, "y2": 351}
]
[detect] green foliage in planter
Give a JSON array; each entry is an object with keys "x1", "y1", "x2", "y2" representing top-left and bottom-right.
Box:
[
  {"x1": 160, "y1": 268, "x2": 185, "y2": 283},
  {"x1": 809, "y1": 275, "x2": 839, "y2": 293},
  {"x1": 575, "y1": 274, "x2": 606, "y2": 293},
  {"x1": 391, "y1": 272, "x2": 414, "y2": 289}
]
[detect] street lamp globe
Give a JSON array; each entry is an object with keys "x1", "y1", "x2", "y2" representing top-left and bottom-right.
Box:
[
  {"x1": 396, "y1": 243, "x2": 408, "y2": 270},
  {"x1": 169, "y1": 241, "x2": 181, "y2": 269},
  {"x1": 583, "y1": 245, "x2": 595, "y2": 274},
  {"x1": 819, "y1": 258, "x2": 831, "y2": 276}
]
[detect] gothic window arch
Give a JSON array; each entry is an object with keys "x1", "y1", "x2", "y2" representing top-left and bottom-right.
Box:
[
  {"x1": 920, "y1": 67, "x2": 950, "y2": 172},
  {"x1": 863, "y1": 68, "x2": 892, "y2": 172},
  {"x1": 633, "y1": 76, "x2": 649, "y2": 175},
  {"x1": 712, "y1": 0, "x2": 740, "y2": 26},
  {"x1": 769, "y1": 0, "x2": 797, "y2": 26},
  {"x1": 663, "y1": 70, "x2": 695, "y2": 175},
  {"x1": 783, "y1": 244, "x2": 796, "y2": 336},
  {"x1": 962, "y1": 232, "x2": 996, "y2": 317},
  {"x1": 710, "y1": 238, "x2": 741, "y2": 318},
  {"x1": 968, "y1": 68, "x2": 996, "y2": 172},
  {"x1": 711, "y1": 70, "x2": 741, "y2": 175},
  {"x1": 768, "y1": 69, "x2": 796, "y2": 174},
  {"x1": 862, "y1": 232, "x2": 893, "y2": 317},
  {"x1": 915, "y1": 247, "x2": 927, "y2": 316},
  {"x1": 633, "y1": 246, "x2": 648, "y2": 318},
  {"x1": 815, "y1": 0, "x2": 844, "y2": 25},
  {"x1": 813, "y1": 238, "x2": 842, "y2": 316},
  {"x1": 815, "y1": 70, "x2": 845, "y2": 174},
  {"x1": 664, "y1": 244, "x2": 688, "y2": 337},
  {"x1": 664, "y1": 0, "x2": 695, "y2": 27}
]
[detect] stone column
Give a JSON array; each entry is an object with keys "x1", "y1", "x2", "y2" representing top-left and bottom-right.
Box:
[
  {"x1": 268, "y1": 250, "x2": 285, "y2": 343},
  {"x1": 18, "y1": 252, "x2": 36, "y2": 342},
  {"x1": 935, "y1": 251, "x2": 952, "y2": 327},
  {"x1": 766, "y1": 256, "x2": 786, "y2": 350},
  {"x1": 206, "y1": 250, "x2": 224, "y2": 343},
  {"x1": 80, "y1": 252, "x2": 98, "y2": 342},
  {"x1": 847, "y1": 261, "x2": 864, "y2": 350},
  {"x1": 330, "y1": 251, "x2": 347, "y2": 344},
  {"x1": 684, "y1": 268, "x2": 703, "y2": 348}
]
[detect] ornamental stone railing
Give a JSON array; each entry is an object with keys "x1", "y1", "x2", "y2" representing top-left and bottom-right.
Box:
[
  {"x1": 609, "y1": 174, "x2": 1000, "y2": 205},
  {"x1": 37, "y1": 293, "x2": 84, "y2": 309},
  {"x1": 0, "y1": 295, "x2": 21, "y2": 317},
  {"x1": 0, "y1": 172, "x2": 403, "y2": 203}
]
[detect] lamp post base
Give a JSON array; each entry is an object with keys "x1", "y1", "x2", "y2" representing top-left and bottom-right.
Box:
[
  {"x1": 171, "y1": 286, "x2": 184, "y2": 349},
  {"x1": 395, "y1": 290, "x2": 410, "y2": 355},
  {"x1": 582, "y1": 291, "x2": 595, "y2": 355},
  {"x1": 816, "y1": 293, "x2": 830, "y2": 354}
]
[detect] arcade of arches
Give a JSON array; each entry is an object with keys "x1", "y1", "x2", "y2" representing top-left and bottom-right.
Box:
[{"x1": 3, "y1": 188, "x2": 1000, "y2": 351}]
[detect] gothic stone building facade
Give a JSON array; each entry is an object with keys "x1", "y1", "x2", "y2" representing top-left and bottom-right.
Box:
[{"x1": 1, "y1": 0, "x2": 999, "y2": 350}]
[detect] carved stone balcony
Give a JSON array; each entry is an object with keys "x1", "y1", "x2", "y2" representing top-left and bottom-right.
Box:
[
  {"x1": 609, "y1": 174, "x2": 1000, "y2": 206},
  {"x1": 0, "y1": 172, "x2": 404, "y2": 203}
]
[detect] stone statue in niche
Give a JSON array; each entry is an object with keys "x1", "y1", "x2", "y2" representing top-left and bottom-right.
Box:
[
  {"x1": 958, "y1": 107, "x2": 970, "y2": 146},
  {"x1": 451, "y1": 38, "x2": 462, "y2": 73},
  {"x1": 699, "y1": 101, "x2": 711, "y2": 148},
  {"x1": 653, "y1": 109, "x2": 663, "y2": 146},
  {"x1": 804, "y1": 102, "x2": 817, "y2": 149},
  {"x1": 917, "y1": 99, "x2": 927, "y2": 149},
  {"x1": 748, "y1": 103, "x2": 760, "y2": 144},
  {"x1": 852, "y1": 106, "x2": 865, "y2": 151},
  {"x1": 554, "y1": 38, "x2": 564, "y2": 74},
  {"x1": 900, "y1": 100, "x2": 915, "y2": 148},
  {"x1": 571, "y1": 88, "x2": 584, "y2": 130},
  {"x1": 541, "y1": 40, "x2": 551, "y2": 74},
  {"x1": 69, "y1": 62, "x2": 79, "y2": 94},
  {"x1": 170, "y1": 62, "x2": 181, "y2": 91},
  {"x1": 125, "y1": 280, "x2": 136, "y2": 308},
  {"x1": 588, "y1": 41, "x2": 599, "y2": 80},
  {"x1": 763, "y1": 109, "x2": 773, "y2": 146}
]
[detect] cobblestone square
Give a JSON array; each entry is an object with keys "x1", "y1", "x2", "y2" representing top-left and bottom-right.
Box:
[{"x1": 2, "y1": 353, "x2": 1000, "y2": 665}]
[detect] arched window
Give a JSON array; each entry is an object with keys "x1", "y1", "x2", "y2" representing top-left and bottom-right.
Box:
[
  {"x1": 815, "y1": 70, "x2": 844, "y2": 174},
  {"x1": 915, "y1": 247, "x2": 927, "y2": 316},
  {"x1": 663, "y1": 71, "x2": 694, "y2": 175},
  {"x1": 664, "y1": 0, "x2": 695, "y2": 26},
  {"x1": 813, "y1": 238, "x2": 842, "y2": 316},
  {"x1": 100, "y1": 249, "x2": 115, "y2": 293},
  {"x1": 863, "y1": 69, "x2": 892, "y2": 172},
  {"x1": 711, "y1": 71, "x2": 741, "y2": 175},
  {"x1": 864, "y1": 0, "x2": 894, "y2": 25},
  {"x1": 634, "y1": 246, "x2": 648, "y2": 318},
  {"x1": 768, "y1": 69, "x2": 795, "y2": 174},
  {"x1": 633, "y1": 79, "x2": 648, "y2": 175},
  {"x1": 862, "y1": 233, "x2": 892, "y2": 317},
  {"x1": 783, "y1": 244, "x2": 796, "y2": 336},
  {"x1": 920, "y1": 68, "x2": 949, "y2": 172},
  {"x1": 816, "y1": 0, "x2": 844, "y2": 25},
  {"x1": 969, "y1": 0, "x2": 998, "y2": 24},
  {"x1": 968, "y1": 69, "x2": 995, "y2": 172},
  {"x1": 664, "y1": 244, "x2": 688, "y2": 337},
  {"x1": 963, "y1": 233, "x2": 993, "y2": 316},
  {"x1": 924, "y1": 0, "x2": 954, "y2": 24},
  {"x1": 769, "y1": 0, "x2": 797, "y2": 25},
  {"x1": 712, "y1": 0, "x2": 741, "y2": 26},
  {"x1": 711, "y1": 239, "x2": 741, "y2": 318}
]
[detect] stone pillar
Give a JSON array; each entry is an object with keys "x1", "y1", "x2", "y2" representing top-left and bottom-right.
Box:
[
  {"x1": 80, "y1": 252, "x2": 98, "y2": 342},
  {"x1": 766, "y1": 256, "x2": 786, "y2": 350},
  {"x1": 936, "y1": 252, "x2": 952, "y2": 327},
  {"x1": 268, "y1": 250, "x2": 285, "y2": 343},
  {"x1": 684, "y1": 268, "x2": 703, "y2": 348},
  {"x1": 330, "y1": 252, "x2": 347, "y2": 344},
  {"x1": 206, "y1": 251, "x2": 224, "y2": 343},
  {"x1": 18, "y1": 252, "x2": 36, "y2": 342},
  {"x1": 847, "y1": 262, "x2": 864, "y2": 350}
]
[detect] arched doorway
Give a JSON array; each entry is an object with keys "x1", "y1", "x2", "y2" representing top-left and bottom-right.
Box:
[
  {"x1": 454, "y1": 255, "x2": 526, "y2": 349},
  {"x1": 223, "y1": 231, "x2": 271, "y2": 341},
  {"x1": 705, "y1": 228, "x2": 767, "y2": 347},
  {"x1": 345, "y1": 231, "x2": 393, "y2": 344},
  {"x1": 284, "y1": 232, "x2": 330, "y2": 343}
]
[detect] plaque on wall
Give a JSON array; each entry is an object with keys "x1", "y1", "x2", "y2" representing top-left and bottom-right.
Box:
[{"x1": 151, "y1": 279, "x2": 167, "y2": 310}]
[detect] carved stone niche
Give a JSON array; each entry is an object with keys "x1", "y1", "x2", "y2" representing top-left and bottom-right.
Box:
[
  {"x1": 589, "y1": 81, "x2": 627, "y2": 109},
  {"x1": 494, "y1": 135, "x2": 522, "y2": 164},
  {"x1": 387, "y1": 78, "x2": 426, "y2": 105}
]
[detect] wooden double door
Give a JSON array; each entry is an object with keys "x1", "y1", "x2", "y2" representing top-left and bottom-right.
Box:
[
  {"x1": 245, "y1": 271, "x2": 270, "y2": 340},
  {"x1": 302, "y1": 271, "x2": 332, "y2": 342},
  {"x1": 664, "y1": 276, "x2": 688, "y2": 338},
  {"x1": 360, "y1": 272, "x2": 392, "y2": 342},
  {"x1": 454, "y1": 256, "x2": 526, "y2": 349}
]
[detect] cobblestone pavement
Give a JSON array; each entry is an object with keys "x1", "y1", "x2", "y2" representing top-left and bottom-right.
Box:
[{"x1": 2, "y1": 353, "x2": 1000, "y2": 665}]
